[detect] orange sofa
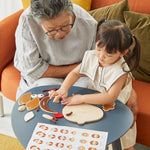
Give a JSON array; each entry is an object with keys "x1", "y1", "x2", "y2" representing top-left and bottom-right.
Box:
[{"x1": 0, "y1": 0, "x2": 150, "y2": 147}]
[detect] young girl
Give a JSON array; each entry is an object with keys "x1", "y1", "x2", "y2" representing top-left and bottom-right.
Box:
[{"x1": 50, "y1": 19, "x2": 140, "y2": 150}]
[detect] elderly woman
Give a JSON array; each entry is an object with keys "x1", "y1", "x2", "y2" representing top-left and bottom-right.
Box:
[
  {"x1": 14, "y1": 0, "x2": 97, "y2": 98},
  {"x1": 14, "y1": 2, "x2": 138, "y2": 145}
]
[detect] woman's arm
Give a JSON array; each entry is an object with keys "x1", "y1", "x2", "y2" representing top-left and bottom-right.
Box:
[
  {"x1": 41, "y1": 63, "x2": 79, "y2": 78},
  {"x1": 60, "y1": 64, "x2": 83, "y2": 90}
]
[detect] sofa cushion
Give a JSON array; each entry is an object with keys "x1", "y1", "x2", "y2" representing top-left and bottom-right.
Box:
[
  {"x1": 21, "y1": 0, "x2": 92, "y2": 11},
  {"x1": 71, "y1": 0, "x2": 92, "y2": 11},
  {"x1": 124, "y1": 11, "x2": 150, "y2": 82},
  {"x1": 21, "y1": 0, "x2": 31, "y2": 10},
  {"x1": 88, "y1": 0, "x2": 129, "y2": 23},
  {"x1": 0, "y1": 10, "x2": 23, "y2": 90},
  {"x1": 91, "y1": 0, "x2": 150, "y2": 14}
]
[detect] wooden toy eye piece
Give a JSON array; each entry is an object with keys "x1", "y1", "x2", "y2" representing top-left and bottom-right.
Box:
[
  {"x1": 31, "y1": 94, "x2": 38, "y2": 99},
  {"x1": 37, "y1": 94, "x2": 44, "y2": 98}
]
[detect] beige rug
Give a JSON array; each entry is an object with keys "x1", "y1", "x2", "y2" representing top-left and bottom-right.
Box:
[{"x1": 0, "y1": 134, "x2": 25, "y2": 150}]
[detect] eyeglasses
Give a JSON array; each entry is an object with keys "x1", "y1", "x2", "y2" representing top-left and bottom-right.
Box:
[{"x1": 45, "y1": 24, "x2": 73, "y2": 36}]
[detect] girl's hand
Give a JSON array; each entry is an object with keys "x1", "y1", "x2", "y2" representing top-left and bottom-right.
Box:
[
  {"x1": 49, "y1": 88, "x2": 68, "y2": 103},
  {"x1": 61, "y1": 94, "x2": 84, "y2": 105}
]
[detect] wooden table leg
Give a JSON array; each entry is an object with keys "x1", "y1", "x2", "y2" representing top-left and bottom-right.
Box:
[
  {"x1": 0, "y1": 95, "x2": 4, "y2": 117},
  {"x1": 112, "y1": 138, "x2": 122, "y2": 150}
]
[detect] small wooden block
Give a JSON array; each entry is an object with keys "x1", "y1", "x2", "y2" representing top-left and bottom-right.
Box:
[
  {"x1": 24, "y1": 111, "x2": 35, "y2": 122},
  {"x1": 54, "y1": 113, "x2": 63, "y2": 118},
  {"x1": 18, "y1": 105, "x2": 26, "y2": 111},
  {"x1": 42, "y1": 114, "x2": 53, "y2": 120}
]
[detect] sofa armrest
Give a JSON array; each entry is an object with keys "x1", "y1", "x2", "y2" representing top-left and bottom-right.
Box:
[
  {"x1": 133, "y1": 80, "x2": 150, "y2": 146},
  {"x1": 0, "y1": 9, "x2": 23, "y2": 90}
]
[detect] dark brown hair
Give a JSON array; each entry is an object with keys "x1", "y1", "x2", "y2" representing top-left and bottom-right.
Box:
[{"x1": 96, "y1": 18, "x2": 140, "y2": 72}]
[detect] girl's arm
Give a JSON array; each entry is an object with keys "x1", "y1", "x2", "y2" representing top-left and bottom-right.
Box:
[
  {"x1": 60, "y1": 64, "x2": 83, "y2": 91},
  {"x1": 61, "y1": 74, "x2": 128, "y2": 105},
  {"x1": 50, "y1": 64, "x2": 85, "y2": 102}
]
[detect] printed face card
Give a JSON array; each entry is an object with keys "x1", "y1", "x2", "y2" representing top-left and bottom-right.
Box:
[{"x1": 26, "y1": 123, "x2": 108, "y2": 150}]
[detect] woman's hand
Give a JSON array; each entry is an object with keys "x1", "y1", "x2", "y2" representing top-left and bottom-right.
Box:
[
  {"x1": 61, "y1": 94, "x2": 84, "y2": 105},
  {"x1": 49, "y1": 88, "x2": 68, "y2": 103}
]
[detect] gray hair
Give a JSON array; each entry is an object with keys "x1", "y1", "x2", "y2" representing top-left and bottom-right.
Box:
[{"x1": 31, "y1": 0, "x2": 73, "y2": 23}]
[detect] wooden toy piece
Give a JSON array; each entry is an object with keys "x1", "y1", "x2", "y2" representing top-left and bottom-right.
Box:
[
  {"x1": 42, "y1": 114, "x2": 57, "y2": 124},
  {"x1": 31, "y1": 94, "x2": 38, "y2": 99},
  {"x1": 50, "y1": 119, "x2": 56, "y2": 124},
  {"x1": 42, "y1": 88, "x2": 59, "y2": 92},
  {"x1": 54, "y1": 113, "x2": 63, "y2": 118},
  {"x1": 66, "y1": 111, "x2": 73, "y2": 116},
  {"x1": 26, "y1": 97, "x2": 40, "y2": 111},
  {"x1": 39, "y1": 93, "x2": 48, "y2": 100},
  {"x1": 53, "y1": 115, "x2": 57, "y2": 121},
  {"x1": 42, "y1": 114, "x2": 53, "y2": 120},
  {"x1": 36, "y1": 106, "x2": 39, "y2": 112},
  {"x1": 103, "y1": 102, "x2": 116, "y2": 111},
  {"x1": 24, "y1": 111, "x2": 35, "y2": 122},
  {"x1": 18, "y1": 105, "x2": 26, "y2": 111},
  {"x1": 18, "y1": 92, "x2": 31, "y2": 105},
  {"x1": 40, "y1": 96, "x2": 57, "y2": 113},
  {"x1": 63, "y1": 104, "x2": 104, "y2": 125},
  {"x1": 37, "y1": 94, "x2": 44, "y2": 99}
]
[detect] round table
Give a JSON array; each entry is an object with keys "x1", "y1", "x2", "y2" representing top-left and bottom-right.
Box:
[{"x1": 11, "y1": 85, "x2": 133, "y2": 148}]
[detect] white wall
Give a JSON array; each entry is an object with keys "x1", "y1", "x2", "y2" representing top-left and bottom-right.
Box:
[{"x1": 0, "y1": 0, "x2": 23, "y2": 21}]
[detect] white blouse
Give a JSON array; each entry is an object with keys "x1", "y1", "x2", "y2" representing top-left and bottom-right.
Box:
[
  {"x1": 14, "y1": 4, "x2": 97, "y2": 85},
  {"x1": 79, "y1": 50, "x2": 132, "y2": 104}
]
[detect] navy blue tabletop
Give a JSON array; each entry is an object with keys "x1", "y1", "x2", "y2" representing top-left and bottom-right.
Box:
[{"x1": 11, "y1": 85, "x2": 133, "y2": 148}]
